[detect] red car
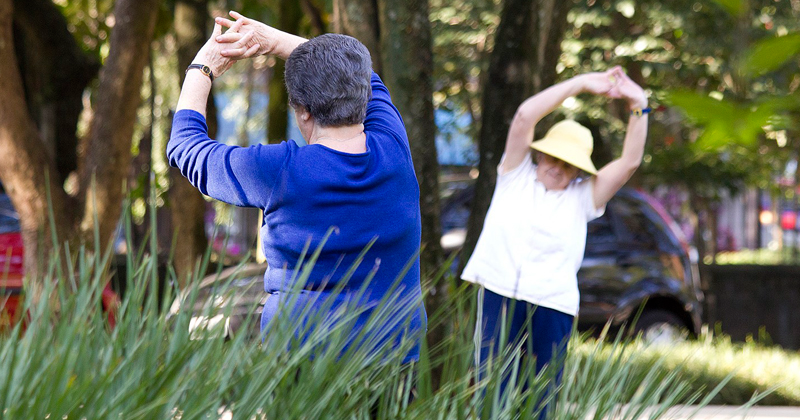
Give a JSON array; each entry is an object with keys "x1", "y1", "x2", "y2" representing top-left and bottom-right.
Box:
[{"x1": 0, "y1": 193, "x2": 118, "y2": 330}]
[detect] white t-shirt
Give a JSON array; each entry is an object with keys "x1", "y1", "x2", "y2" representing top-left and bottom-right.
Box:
[{"x1": 461, "y1": 152, "x2": 605, "y2": 316}]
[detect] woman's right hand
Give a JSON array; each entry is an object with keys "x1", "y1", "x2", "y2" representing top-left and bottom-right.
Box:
[
  {"x1": 580, "y1": 67, "x2": 620, "y2": 96},
  {"x1": 193, "y1": 22, "x2": 254, "y2": 78},
  {"x1": 215, "y1": 11, "x2": 273, "y2": 60},
  {"x1": 606, "y1": 67, "x2": 648, "y2": 109}
]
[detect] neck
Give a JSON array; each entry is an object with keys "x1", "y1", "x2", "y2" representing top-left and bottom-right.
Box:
[{"x1": 310, "y1": 124, "x2": 366, "y2": 152}]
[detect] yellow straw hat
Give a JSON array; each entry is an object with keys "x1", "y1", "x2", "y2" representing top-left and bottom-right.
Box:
[{"x1": 529, "y1": 120, "x2": 597, "y2": 175}]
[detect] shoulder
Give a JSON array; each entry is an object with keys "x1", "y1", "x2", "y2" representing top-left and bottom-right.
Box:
[
  {"x1": 569, "y1": 176, "x2": 605, "y2": 219},
  {"x1": 497, "y1": 151, "x2": 535, "y2": 186}
]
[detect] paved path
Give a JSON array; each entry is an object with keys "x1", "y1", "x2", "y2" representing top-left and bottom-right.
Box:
[
  {"x1": 638, "y1": 405, "x2": 800, "y2": 419},
  {"x1": 219, "y1": 405, "x2": 800, "y2": 419}
]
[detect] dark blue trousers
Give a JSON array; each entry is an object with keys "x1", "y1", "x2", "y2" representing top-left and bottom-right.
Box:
[{"x1": 477, "y1": 287, "x2": 573, "y2": 407}]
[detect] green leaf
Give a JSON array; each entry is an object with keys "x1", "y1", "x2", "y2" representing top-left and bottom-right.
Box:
[
  {"x1": 709, "y1": 0, "x2": 747, "y2": 17},
  {"x1": 741, "y1": 33, "x2": 800, "y2": 76},
  {"x1": 666, "y1": 90, "x2": 737, "y2": 125}
]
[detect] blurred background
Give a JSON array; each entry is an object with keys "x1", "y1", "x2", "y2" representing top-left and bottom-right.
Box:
[{"x1": 0, "y1": 0, "x2": 799, "y2": 347}]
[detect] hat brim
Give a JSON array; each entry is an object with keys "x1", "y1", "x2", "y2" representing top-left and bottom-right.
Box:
[{"x1": 530, "y1": 138, "x2": 597, "y2": 175}]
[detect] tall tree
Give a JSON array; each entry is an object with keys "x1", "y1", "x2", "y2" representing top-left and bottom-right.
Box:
[
  {"x1": 334, "y1": 0, "x2": 444, "y2": 276},
  {"x1": 0, "y1": 0, "x2": 160, "y2": 280},
  {"x1": 378, "y1": 0, "x2": 444, "y2": 273},
  {"x1": 10, "y1": 0, "x2": 99, "y2": 186},
  {"x1": 460, "y1": 0, "x2": 571, "y2": 269},
  {"x1": 171, "y1": 0, "x2": 217, "y2": 285},
  {"x1": 267, "y1": 0, "x2": 303, "y2": 145},
  {"x1": 333, "y1": 0, "x2": 382, "y2": 74}
]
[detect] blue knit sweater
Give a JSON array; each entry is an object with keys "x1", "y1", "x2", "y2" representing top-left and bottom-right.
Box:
[{"x1": 168, "y1": 73, "x2": 426, "y2": 362}]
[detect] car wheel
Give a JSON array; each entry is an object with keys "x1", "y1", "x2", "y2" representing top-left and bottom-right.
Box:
[{"x1": 634, "y1": 309, "x2": 689, "y2": 345}]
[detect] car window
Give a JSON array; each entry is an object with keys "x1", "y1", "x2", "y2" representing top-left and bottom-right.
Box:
[
  {"x1": 611, "y1": 196, "x2": 659, "y2": 251},
  {"x1": 440, "y1": 186, "x2": 473, "y2": 232},
  {"x1": 0, "y1": 195, "x2": 20, "y2": 235},
  {"x1": 585, "y1": 212, "x2": 617, "y2": 256}
]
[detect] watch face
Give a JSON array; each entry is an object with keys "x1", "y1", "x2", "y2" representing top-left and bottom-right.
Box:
[{"x1": 201, "y1": 66, "x2": 211, "y2": 75}]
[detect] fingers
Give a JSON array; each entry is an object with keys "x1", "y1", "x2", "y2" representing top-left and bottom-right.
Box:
[
  {"x1": 215, "y1": 12, "x2": 246, "y2": 34},
  {"x1": 217, "y1": 29, "x2": 253, "y2": 45},
  {"x1": 219, "y1": 31, "x2": 256, "y2": 57},
  {"x1": 212, "y1": 22, "x2": 222, "y2": 38},
  {"x1": 242, "y1": 44, "x2": 260, "y2": 59},
  {"x1": 215, "y1": 16, "x2": 235, "y2": 29},
  {"x1": 220, "y1": 32, "x2": 258, "y2": 58},
  {"x1": 612, "y1": 67, "x2": 628, "y2": 83},
  {"x1": 231, "y1": 16, "x2": 246, "y2": 32},
  {"x1": 221, "y1": 45, "x2": 250, "y2": 59},
  {"x1": 216, "y1": 32, "x2": 243, "y2": 43},
  {"x1": 229, "y1": 10, "x2": 247, "y2": 20}
]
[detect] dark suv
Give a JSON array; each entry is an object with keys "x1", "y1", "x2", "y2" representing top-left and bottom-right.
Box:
[{"x1": 440, "y1": 184, "x2": 704, "y2": 341}]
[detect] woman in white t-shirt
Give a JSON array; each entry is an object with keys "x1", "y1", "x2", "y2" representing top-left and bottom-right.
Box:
[{"x1": 462, "y1": 66, "x2": 649, "y2": 395}]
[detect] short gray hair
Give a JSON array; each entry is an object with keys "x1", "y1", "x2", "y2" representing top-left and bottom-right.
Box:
[{"x1": 285, "y1": 34, "x2": 372, "y2": 127}]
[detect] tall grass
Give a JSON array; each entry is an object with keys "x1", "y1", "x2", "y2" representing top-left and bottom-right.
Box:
[
  {"x1": 570, "y1": 333, "x2": 800, "y2": 406},
  {"x1": 0, "y1": 221, "x2": 764, "y2": 419}
]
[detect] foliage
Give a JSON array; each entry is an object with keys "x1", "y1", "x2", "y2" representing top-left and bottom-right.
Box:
[
  {"x1": 430, "y1": 0, "x2": 500, "y2": 125},
  {"x1": 714, "y1": 247, "x2": 800, "y2": 265},
  {"x1": 0, "y1": 214, "x2": 780, "y2": 417},
  {"x1": 430, "y1": 0, "x2": 799, "y2": 195}
]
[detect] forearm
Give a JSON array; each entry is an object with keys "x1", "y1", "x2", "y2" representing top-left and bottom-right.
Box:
[
  {"x1": 515, "y1": 76, "x2": 586, "y2": 127},
  {"x1": 271, "y1": 30, "x2": 306, "y2": 60},
  {"x1": 175, "y1": 71, "x2": 213, "y2": 116},
  {"x1": 260, "y1": 25, "x2": 306, "y2": 60},
  {"x1": 619, "y1": 113, "x2": 648, "y2": 167}
]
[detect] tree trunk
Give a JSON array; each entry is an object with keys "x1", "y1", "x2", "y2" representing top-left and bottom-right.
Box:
[
  {"x1": 77, "y1": 0, "x2": 160, "y2": 254},
  {"x1": 171, "y1": 0, "x2": 216, "y2": 286},
  {"x1": 333, "y1": 0, "x2": 382, "y2": 74},
  {"x1": 11, "y1": 0, "x2": 99, "y2": 185},
  {"x1": 299, "y1": 0, "x2": 326, "y2": 36},
  {"x1": 0, "y1": 0, "x2": 72, "y2": 281},
  {"x1": 129, "y1": 57, "x2": 155, "y2": 250},
  {"x1": 460, "y1": 0, "x2": 570, "y2": 271},
  {"x1": 1, "y1": 0, "x2": 160, "y2": 285},
  {"x1": 268, "y1": 0, "x2": 303, "y2": 145},
  {"x1": 377, "y1": 0, "x2": 445, "y2": 387},
  {"x1": 378, "y1": 0, "x2": 443, "y2": 275}
]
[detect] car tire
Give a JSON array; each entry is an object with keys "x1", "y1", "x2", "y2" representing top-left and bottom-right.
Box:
[{"x1": 633, "y1": 309, "x2": 690, "y2": 345}]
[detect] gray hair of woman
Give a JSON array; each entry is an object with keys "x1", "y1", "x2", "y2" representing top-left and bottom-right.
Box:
[{"x1": 285, "y1": 34, "x2": 373, "y2": 127}]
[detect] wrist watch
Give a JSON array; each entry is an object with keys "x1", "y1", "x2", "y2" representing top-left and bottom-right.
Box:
[
  {"x1": 186, "y1": 64, "x2": 214, "y2": 82},
  {"x1": 630, "y1": 107, "x2": 651, "y2": 117}
]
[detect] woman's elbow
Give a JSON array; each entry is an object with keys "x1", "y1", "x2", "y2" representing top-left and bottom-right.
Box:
[
  {"x1": 624, "y1": 158, "x2": 642, "y2": 175},
  {"x1": 165, "y1": 139, "x2": 180, "y2": 167}
]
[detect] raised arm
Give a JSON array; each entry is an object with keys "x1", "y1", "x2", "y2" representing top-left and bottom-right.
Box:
[
  {"x1": 169, "y1": 16, "x2": 293, "y2": 208},
  {"x1": 592, "y1": 67, "x2": 649, "y2": 209},
  {"x1": 501, "y1": 69, "x2": 618, "y2": 174},
  {"x1": 176, "y1": 19, "x2": 256, "y2": 116}
]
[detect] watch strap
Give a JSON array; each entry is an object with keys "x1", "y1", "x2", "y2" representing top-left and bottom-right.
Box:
[
  {"x1": 630, "y1": 107, "x2": 652, "y2": 117},
  {"x1": 186, "y1": 64, "x2": 214, "y2": 82}
]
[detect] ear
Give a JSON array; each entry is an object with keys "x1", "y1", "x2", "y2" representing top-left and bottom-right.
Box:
[{"x1": 295, "y1": 106, "x2": 311, "y2": 122}]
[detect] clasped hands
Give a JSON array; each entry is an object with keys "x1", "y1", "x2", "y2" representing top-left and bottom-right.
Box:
[
  {"x1": 193, "y1": 11, "x2": 271, "y2": 79},
  {"x1": 582, "y1": 66, "x2": 648, "y2": 110}
]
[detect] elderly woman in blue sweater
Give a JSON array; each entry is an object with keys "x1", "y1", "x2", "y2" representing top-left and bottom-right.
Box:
[{"x1": 168, "y1": 13, "x2": 426, "y2": 362}]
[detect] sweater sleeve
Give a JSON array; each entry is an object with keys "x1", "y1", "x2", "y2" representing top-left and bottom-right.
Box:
[
  {"x1": 167, "y1": 109, "x2": 289, "y2": 208},
  {"x1": 364, "y1": 72, "x2": 409, "y2": 149}
]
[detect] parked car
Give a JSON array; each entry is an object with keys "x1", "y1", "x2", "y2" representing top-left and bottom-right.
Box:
[
  {"x1": 0, "y1": 194, "x2": 24, "y2": 330},
  {"x1": 440, "y1": 183, "x2": 704, "y2": 342},
  {"x1": 0, "y1": 191, "x2": 118, "y2": 330},
  {"x1": 173, "y1": 185, "x2": 703, "y2": 343}
]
